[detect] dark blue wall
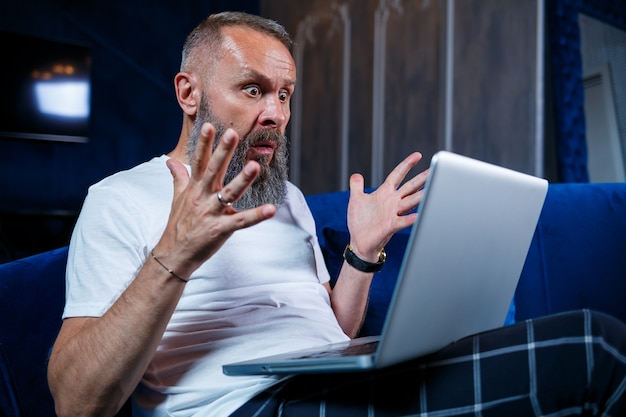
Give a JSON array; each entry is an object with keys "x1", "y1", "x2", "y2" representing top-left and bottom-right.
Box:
[
  {"x1": 0, "y1": 0, "x2": 259, "y2": 214},
  {"x1": 0, "y1": 0, "x2": 259, "y2": 261}
]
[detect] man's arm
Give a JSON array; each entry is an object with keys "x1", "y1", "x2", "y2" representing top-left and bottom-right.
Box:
[
  {"x1": 48, "y1": 263, "x2": 187, "y2": 416},
  {"x1": 47, "y1": 124, "x2": 276, "y2": 417},
  {"x1": 329, "y1": 152, "x2": 429, "y2": 337}
]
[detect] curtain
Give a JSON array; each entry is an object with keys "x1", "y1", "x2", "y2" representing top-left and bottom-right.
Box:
[{"x1": 548, "y1": 0, "x2": 626, "y2": 182}]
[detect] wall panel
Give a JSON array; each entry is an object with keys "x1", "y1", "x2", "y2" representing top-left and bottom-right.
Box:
[{"x1": 262, "y1": 0, "x2": 543, "y2": 194}]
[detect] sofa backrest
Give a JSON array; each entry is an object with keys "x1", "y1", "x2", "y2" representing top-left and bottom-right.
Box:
[
  {"x1": 515, "y1": 182, "x2": 626, "y2": 323},
  {"x1": 0, "y1": 246, "x2": 67, "y2": 417}
]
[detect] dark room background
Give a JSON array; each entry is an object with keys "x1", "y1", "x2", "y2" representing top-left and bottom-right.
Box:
[
  {"x1": 0, "y1": 0, "x2": 624, "y2": 262},
  {"x1": 0, "y1": 0, "x2": 260, "y2": 261}
]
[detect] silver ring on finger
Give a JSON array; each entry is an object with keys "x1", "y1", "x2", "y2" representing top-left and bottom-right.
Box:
[{"x1": 216, "y1": 191, "x2": 233, "y2": 207}]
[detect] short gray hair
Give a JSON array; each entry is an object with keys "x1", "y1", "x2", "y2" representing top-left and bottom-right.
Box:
[{"x1": 180, "y1": 11, "x2": 293, "y2": 72}]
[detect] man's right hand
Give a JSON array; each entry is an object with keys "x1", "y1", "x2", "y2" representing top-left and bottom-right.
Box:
[{"x1": 153, "y1": 122, "x2": 277, "y2": 281}]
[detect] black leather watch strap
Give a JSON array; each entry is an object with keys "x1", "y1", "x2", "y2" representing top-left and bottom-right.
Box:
[{"x1": 343, "y1": 244, "x2": 386, "y2": 273}]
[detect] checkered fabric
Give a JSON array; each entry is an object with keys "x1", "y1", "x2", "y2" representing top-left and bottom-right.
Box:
[{"x1": 229, "y1": 310, "x2": 626, "y2": 417}]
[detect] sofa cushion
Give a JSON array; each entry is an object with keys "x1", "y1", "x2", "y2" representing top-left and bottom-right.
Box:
[
  {"x1": 515, "y1": 182, "x2": 626, "y2": 324},
  {"x1": 0, "y1": 343, "x2": 21, "y2": 417},
  {"x1": 0, "y1": 246, "x2": 68, "y2": 417}
]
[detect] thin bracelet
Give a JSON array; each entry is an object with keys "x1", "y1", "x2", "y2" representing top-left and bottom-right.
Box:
[{"x1": 150, "y1": 250, "x2": 189, "y2": 282}]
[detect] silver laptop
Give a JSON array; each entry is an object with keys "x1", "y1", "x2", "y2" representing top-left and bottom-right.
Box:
[{"x1": 223, "y1": 151, "x2": 548, "y2": 376}]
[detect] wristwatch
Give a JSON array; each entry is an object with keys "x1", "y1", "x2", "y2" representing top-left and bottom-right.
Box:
[{"x1": 343, "y1": 244, "x2": 386, "y2": 273}]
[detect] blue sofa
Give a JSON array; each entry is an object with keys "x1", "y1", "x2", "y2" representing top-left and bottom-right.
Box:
[{"x1": 1, "y1": 182, "x2": 626, "y2": 416}]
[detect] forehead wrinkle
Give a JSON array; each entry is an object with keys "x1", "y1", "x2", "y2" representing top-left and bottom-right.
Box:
[{"x1": 220, "y1": 42, "x2": 296, "y2": 88}]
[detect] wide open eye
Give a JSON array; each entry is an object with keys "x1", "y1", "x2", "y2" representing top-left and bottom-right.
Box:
[{"x1": 244, "y1": 85, "x2": 261, "y2": 97}]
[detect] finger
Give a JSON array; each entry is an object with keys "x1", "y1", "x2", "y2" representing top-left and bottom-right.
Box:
[
  {"x1": 394, "y1": 168, "x2": 429, "y2": 216},
  {"x1": 226, "y1": 203, "x2": 277, "y2": 229},
  {"x1": 166, "y1": 158, "x2": 191, "y2": 199},
  {"x1": 398, "y1": 167, "x2": 430, "y2": 198},
  {"x1": 384, "y1": 152, "x2": 422, "y2": 189},
  {"x1": 348, "y1": 173, "x2": 365, "y2": 196},
  {"x1": 396, "y1": 211, "x2": 418, "y2": 230},
  {"x1": 204, "y1": 128, "x2": 239, "y2": 187},
  {"x1": 217, "y1": 160, "x2": 261, "y2": 206},
  {"x1": 190, "y1": 123, "x2": 216, "y2": 182}
]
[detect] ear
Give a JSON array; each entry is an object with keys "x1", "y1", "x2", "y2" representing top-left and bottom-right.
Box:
[{"x1": 175, "y1": 71, "x2": 200, "y2": 116}]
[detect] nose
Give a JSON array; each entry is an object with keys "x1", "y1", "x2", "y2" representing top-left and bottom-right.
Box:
[{"x1": 258, "y1": 94, "x2": 288, "y2": 129}]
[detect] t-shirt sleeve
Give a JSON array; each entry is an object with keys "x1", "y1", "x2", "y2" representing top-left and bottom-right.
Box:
[{"x1": 63, "y1": 180, "x2": 152, "y2": 319}]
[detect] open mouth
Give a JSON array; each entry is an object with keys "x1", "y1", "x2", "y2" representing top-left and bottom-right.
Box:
[{"x1": 251, "y1": 140, "x2": 277, "y2": 156}]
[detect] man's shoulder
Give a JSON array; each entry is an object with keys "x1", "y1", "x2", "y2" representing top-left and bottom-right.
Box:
[
  {"x1": 84, "y1": 155, "x2": 173, "y2": 211},
  {"x1": 79, "y1": 155, "x2": 173, "y2": 222},
  {"x1": 285, "y1": 180, "x2": 302, "y2": 195},
  {"x1": 284, "y1": 181, "x2": 308, "y2": 207},
  {"x1": 91, "y1": 155, "x2": 170, "y2": 191}
]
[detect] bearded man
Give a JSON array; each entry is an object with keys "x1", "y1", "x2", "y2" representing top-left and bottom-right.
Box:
[{"x1": 48, "y1": 11, "x2": 626, "y2": 417}]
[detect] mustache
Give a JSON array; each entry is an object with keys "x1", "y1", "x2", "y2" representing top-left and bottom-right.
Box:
[{"x1": 245, "y1": 129, "x2": 283, "y2": 147}]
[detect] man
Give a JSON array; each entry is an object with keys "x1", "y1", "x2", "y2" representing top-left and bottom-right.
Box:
[{"x1": 48, "y1": 11, "x2": 626, "y2": 417}]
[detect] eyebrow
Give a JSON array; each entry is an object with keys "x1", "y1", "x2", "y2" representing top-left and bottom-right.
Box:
[{"x1": 241, "y1": 67, "x2": 296, "y2": 89}]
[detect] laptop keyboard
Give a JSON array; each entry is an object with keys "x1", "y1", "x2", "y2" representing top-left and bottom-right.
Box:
[{"x1": 293, "y1": 340, "x2": 379, "y2": 359}]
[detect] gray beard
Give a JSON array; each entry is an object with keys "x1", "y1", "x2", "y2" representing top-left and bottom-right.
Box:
[{"x1": 186, "y1": 99, "x2": 289, "y2": 210}]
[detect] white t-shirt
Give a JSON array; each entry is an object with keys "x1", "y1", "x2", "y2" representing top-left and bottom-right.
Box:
[{"x1": 64, "y1": 155, "x2": 349, "y2": 416}]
